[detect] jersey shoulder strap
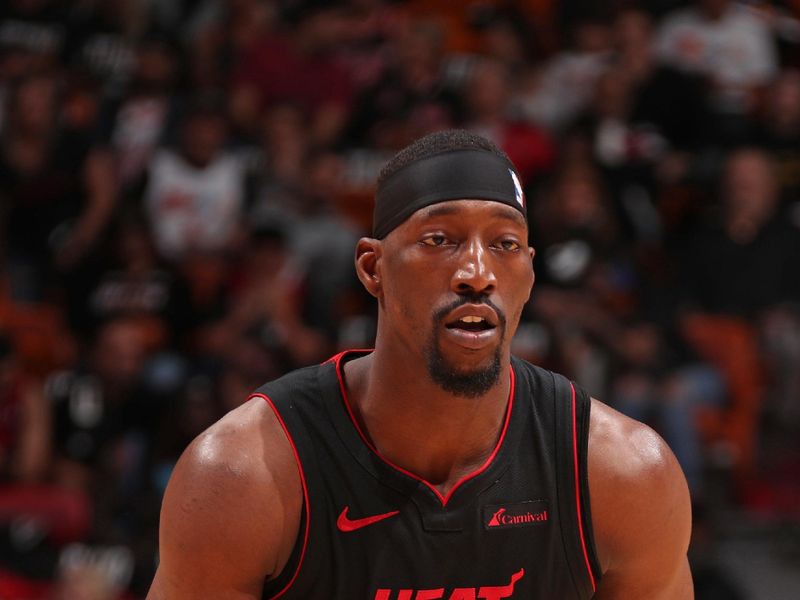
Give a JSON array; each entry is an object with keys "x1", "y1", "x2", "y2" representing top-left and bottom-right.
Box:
[{"x1": 549, "y1": 369, "x2": 603, "y2": 595}]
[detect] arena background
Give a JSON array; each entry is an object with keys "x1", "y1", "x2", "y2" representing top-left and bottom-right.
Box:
[{"x1": 1, "y1": 0, "x2": 800, "y2": 597}]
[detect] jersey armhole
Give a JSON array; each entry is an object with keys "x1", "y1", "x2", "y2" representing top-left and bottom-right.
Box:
[
  {"x1": 262, "y1": 499, "x2": 307, "y2": 598},
  {"x1": 551, "y1": 372, "x2": 602, "y2": 596},
  {"x1": 256, "y1": 394, "x2": 311, "y2": 600},
  {"x1": 574, "y1": 386, "x2": 603, "y2": 588}
]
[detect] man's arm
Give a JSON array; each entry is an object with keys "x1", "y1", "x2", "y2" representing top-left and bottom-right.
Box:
[
  {"x1": 147, "y1": 398, "x2": 302, "y2": 600},
  {"x1": 56, "y1": 149, "x2": 117, "y2": 270},
  {"x1": 589, "y1": 400, "x2": 693, "y2": 599}
]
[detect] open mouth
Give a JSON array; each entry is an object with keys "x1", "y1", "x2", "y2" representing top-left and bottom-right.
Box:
[{"x1": 445, "y1": 315, "x2": 496, "y2": 333}]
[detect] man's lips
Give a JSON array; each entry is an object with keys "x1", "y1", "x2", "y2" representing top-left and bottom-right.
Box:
[
  {"x1": 443, "y1": 303, "x2": 500, "y2": 330},
  {"x1": 442, "y1": 323, "x2": 499, "y2": 350},
  {"x1": 439, "y1": 303, "x2": 502, "y2": 350}
]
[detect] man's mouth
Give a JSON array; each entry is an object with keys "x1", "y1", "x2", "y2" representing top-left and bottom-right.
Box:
[
  {"x1": 445, "y1": 315, "x2": 496, "y2": 333},
  {"x1": 435, "y1": 300, "x2": 504, "y2": 350}
]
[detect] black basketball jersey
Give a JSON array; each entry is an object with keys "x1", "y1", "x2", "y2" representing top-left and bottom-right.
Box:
[{"x1": 254, "y1": 350, "x2": 601, "y2": 599}]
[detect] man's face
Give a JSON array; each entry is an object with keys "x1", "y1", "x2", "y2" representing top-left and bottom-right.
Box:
[
  {"x1": 724, "y1": 150, "x2": 778, "y2": 221},
  {"x1": 699, "y1": 0, "x2": 729, "y2": 20},
  {"x1": 182, "y1": 114, "x2": 226, "y2": 167},
  {"x1": 374, "y1": 200, "x2": 534, "y2": 397}
]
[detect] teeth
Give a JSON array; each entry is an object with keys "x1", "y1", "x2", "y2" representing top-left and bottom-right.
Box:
[{"x1": 460, "y1": 316, "x2": 484, "y2": 323}]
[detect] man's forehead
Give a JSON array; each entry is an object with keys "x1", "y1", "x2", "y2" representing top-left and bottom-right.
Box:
[{"x1": 412, "y1": 199, "x2": 528, "y2": 227}]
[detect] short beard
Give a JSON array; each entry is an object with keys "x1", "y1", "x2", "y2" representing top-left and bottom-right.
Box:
[
  {"x1": 424, "y1": 295, "x2": 506, "y2": 399},
  {"x1": 425, "y1": 342, "x2": 502, "y2": 398}
]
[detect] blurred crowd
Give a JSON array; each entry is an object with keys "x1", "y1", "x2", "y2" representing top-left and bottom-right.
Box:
[{"x1": 1, "y1": 0, "x2": 800, "y2": 597}]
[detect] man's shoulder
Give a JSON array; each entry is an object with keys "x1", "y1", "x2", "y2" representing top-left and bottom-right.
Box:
[
  {"x1": 195, "y1": 357, "x2": 337, "y2": 489},
  {"x1": 155, "y1": 396, "x2": 303, "y2": 586},
  {"x1": 586, "y1": 399, "x2": 691, "y2": 578},
  {"x1": 176, "y1": 396, "x2": 299, "y2": 498},
  {"x1": 588, "y1": 399, "x2": 678, "y2": 480}
]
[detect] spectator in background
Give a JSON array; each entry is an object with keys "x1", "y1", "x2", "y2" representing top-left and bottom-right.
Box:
[
  {"x1": 530, "y1": 163, "x2": 629, "y2": 393},
  {"x1": 286, "y1": 151, "x2": 362, "y2": 342},
  {"x1": 606, "y1": 8, "x2": 711, "y2": 176},
  {"x1": 679, "y1": 148, "x2": 800, "y2": 317},
  {"x1": 1, "y1": 318, "x2": 156, "y2": 597},
  {"x1": 97, "y1": 34, "x2": 181, "y2": 201},
  {"x1": 0, "y1": 0, "x2": 67, "y2": 81},
  {"x1": 473, "y1": 8, "x2": 541, "y2": 74},
  {"x1": 50, "y1": 543, "x2": 135, "y2": 600},
  {"x1": 0, "y1": 330, "x2": 90, "y2": 599},
  {"x1": 610, "y1": 319, "x2": 726, "y2": 495},
  {"x1": 63, "y1": 0, "x2": 141, "y2": 100},
  {"x1": 183, "y1": 0, "x2": 277, "y2": 93},
  {"x1": 48, "y1": 318, "x2": 158, "y2": 492},
  {"x1": 194, "y1": 223, "x2": 328, "y2": 370},
  {"x1": 575, "y1": 8, "x2": 712, "y2": 241},
  {"x1": 582, "y1": 66, "x2": 668, "y2": 240},
  {"x1": 247, "y1": 110, "x2": 376, "y2": 347},
  {"x1": 327, "y1": 0, "x2": 407, "y2": 93},
  {"x1": 65, "y1": 213, "x2": 193, "y2": 351},
  {"x1": 0, "y1": 333, "x2": 49, "y2": 484},
  {"x1": 0, "y1": 71, "x2": 116, "y2": 300},
  {"x1": 247, "y1": 103, "x2": 311, "y2": 227},
  {"x1": 676, "y1": 148, "x2": 800, "y2": 472},
  {"x1": 514, "y1": 14, "x2": 612, "y2": 132},
  {"x1": 45, "y1": 316, "x2": 166, "y2": 594},
  {"x1": 528, "y1": 156, "x2": 727, "y2": 493},
  {"x1": 151, "y1": 372, "x2": 221, "y2": 497},
  {"x1": 754, "y1": 69, "x2": 800, "y2": 199},
  {"x1": 230, "y1": 8, "x2": 354, "y2": 148},
  {"x1": 463, "y1": 56, "x2": 555, "y2": 186},
  {"x1": 346, "y1": 19, "x2": 460, "y2": 149},
  {"x1": 655, "y1": 0, "x2": 778, "y2": 142},
  {"x1": 143, "y1": 96, "x2": 246, "y2": 263}
]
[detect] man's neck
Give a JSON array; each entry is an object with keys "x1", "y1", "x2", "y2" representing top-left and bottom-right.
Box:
[{"x1": 342, "y1": 348, "x2": 512, "y2": 495}]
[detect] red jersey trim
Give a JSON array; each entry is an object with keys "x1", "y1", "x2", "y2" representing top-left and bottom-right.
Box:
[
  {"x1": 254, "y1": 393, "x2": 311, "y2": 600},
  {"x1": 324, "y1": 349, "x2": 373, "y2": 365},
  {"x1": 570, "y1": 383, "x2": 597, "y2": 592},
  {"x1": 334, "y1": 350, "x2": 515, "y2": 507}
]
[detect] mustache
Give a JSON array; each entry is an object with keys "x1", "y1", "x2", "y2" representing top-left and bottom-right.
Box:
[{"x1": 432, "y1": 293, "x2": 507, "y2": 328}]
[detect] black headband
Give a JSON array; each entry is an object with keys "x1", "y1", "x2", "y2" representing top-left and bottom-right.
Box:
[{"x1": 373, "y1": 149, "x2": 526, "y2": 239}]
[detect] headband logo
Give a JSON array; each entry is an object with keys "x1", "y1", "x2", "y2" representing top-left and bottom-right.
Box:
[{"x1": 509, "y1": 169, "x2": 524, "y2": 208}]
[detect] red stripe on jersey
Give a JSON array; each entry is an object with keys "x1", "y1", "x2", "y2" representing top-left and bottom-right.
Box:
[
  {"x1": 570, "y1": 383, "x2": 596, "y2": 592},
  {"x1": 255, "y1": 393, "x2": 311, "y2": 599}
]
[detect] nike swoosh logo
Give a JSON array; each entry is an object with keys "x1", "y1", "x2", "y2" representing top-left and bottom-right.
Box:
[{"x1": 337, "y1": 506, "x2": 400, "y2": 532}]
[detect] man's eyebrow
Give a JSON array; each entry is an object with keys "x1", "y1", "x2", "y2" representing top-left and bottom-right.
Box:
[
  {"x1": 491, "y1": 206, "x2": 527, "y2": 228},
  {"x1": 422, "y1": 203, "x2": 527, "y2": 227},
  {"x1": 422, "y1": 204, "x2": 460, "y2": 219}
]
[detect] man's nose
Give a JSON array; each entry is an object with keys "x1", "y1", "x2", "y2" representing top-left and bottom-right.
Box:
[{"x1": 452, "y1": 240, "x2": 497, "y2": 295}]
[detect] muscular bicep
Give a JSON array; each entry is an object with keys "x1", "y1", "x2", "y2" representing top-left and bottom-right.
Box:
[
  {"x1": 147, "y1": 399, "x2": 302, "y2": 600},
  {"x1": 589, "y1": 400, "x2": 693, "y2": 599}
]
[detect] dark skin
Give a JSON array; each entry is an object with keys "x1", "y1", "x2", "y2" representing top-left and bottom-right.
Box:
[{"x1": 148, "y1": 200, "x2": 692, "y2": 599}]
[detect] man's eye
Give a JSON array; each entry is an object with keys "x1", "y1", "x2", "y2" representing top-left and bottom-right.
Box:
[
  {"x1": 498, "y1": 239, "x2": 520, "y2": 251},
  {"x1": 422, "y1": 235, "x2": 448, "y2": 246}
]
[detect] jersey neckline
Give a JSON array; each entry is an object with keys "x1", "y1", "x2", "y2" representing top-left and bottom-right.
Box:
[{"x1": 320, "y1": 349, "x2": 523, "y2": 510}]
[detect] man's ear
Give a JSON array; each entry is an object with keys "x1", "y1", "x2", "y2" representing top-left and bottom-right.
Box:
[
  {"x1": 355, "y1": 237, "x2": 382, "y2": 298},
  {"x1": 527, "y1": 246, "x2": 536, "y2": 301}
]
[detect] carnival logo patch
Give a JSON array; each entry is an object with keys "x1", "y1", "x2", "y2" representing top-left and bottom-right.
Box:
[
  {"x1": 484, "y1": 500, "x2": 548, "y2": 530},
  {"x1": 509, "y1": 169, "x2": 524, "y2": 208}
]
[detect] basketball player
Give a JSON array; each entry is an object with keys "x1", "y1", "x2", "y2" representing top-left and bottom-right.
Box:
[{"x1": 147, "y1": 130, "x2": 692, "y2": 599}]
